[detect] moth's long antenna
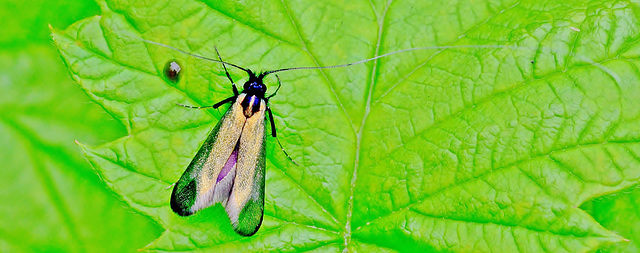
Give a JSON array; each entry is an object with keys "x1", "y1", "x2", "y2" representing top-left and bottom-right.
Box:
[
  {"x1": 139, "y1": 38, "x2": 252, "y2": 74},
  {"x1": 263, "y1": 45, "x2": 517, "y2": 76}
]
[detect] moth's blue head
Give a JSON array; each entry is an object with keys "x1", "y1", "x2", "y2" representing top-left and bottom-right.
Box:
[{"x1": 243, "y1": 71, "x2": 267, "y2": 97}]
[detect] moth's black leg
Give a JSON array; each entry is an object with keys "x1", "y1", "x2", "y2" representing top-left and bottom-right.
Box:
[
  {"x1": 213, "y1": 96, "x2": 237, "y2": 109},
  {"x1": 176, "y1": 103, "x2": 215, "y2": 109},
  {"x1": 267, "y1": 74, "x2": 282, "y2": 99},
  {"x1": 214, "y1": 46, "x2": 239, "y2": 96},
  {"x1": 267, "y1": 106, "x2": 277, "y2": 137},
  {"x1": 267, "y1": 106, "x2": 298, "y2": 165}
]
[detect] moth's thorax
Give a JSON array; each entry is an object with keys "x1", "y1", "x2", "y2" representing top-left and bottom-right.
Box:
[
  {"x1": 242, "y1": 72, "x2": 267, "y2": 98},
  {"x1": 240, "y1": 73, "x2": 267, "y2": 118},
  {"x1": 239, "y1": 93, "x2": 265, "y2": 118}
]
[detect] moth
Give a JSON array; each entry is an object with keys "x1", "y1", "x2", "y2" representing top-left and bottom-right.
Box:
[
  {"x1": 143, "y1": 39, "x2": 514, "y2": 236},
  {"x1": 170, "y1": 67, "x2": 274, "y2": 236}
]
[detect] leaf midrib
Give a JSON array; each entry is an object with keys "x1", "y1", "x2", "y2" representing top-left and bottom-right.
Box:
[
  {"x1": 347, "y1": 0, "x2": 527, "y2": 245},
  {"x1": 343, "y1": 0, "x2": 393, "y2": 250}
]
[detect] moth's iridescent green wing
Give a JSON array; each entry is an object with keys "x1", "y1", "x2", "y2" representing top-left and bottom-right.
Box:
[{"x1": 170, "y1": 97, "x2": 245, "y2": 216}]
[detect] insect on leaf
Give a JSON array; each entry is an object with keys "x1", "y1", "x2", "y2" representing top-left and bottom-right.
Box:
[{"x1": 52, "y1": 0, "x2": 640, "y2": 251}]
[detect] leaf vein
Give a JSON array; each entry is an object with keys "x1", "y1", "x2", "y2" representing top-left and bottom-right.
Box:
[
  {"x1": 267, "y1": 162, "x2": 341, "y2": 229},
  {"x1": 87, "y1": 143, "x2": 173, "y2": 185},
  {"x1": 277, "y1": 0, "x2": 357, "y2": 133},
  {"x1": 195, "y1": 0, "x2": 298, "y2": 46},
  {"x1": 372, "y1": 0, "x2": 522, "y2": 104},
  {"x1": 356, "y1": 141, "x2": 639, "y2": 230}
]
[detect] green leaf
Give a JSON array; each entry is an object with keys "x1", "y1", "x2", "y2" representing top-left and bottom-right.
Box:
[
  {"x1": 583, "y1": 187, "x2": 640, "y2": 253},
  {"x1": 0, "y1": 45, "x2": 162, "y2": 251},
  {"x1": 0, "y1": 0, "x2": 100, "y2": 45},
  {"x1": 0, "y1": 0, "x2": 162, "y2": 250},
  {"x1": 52, "y1": 0, "x2": 640, "y2": 251}
]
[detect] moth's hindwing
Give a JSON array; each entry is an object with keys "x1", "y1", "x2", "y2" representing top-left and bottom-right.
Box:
[{"x1": 170, "y1": 94, "x2": 267, "y2": 236}]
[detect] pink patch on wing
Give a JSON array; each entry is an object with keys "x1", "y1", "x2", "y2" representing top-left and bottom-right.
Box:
[{"x1": 217, "y1": 147, "x2": 238, "y2": 183}]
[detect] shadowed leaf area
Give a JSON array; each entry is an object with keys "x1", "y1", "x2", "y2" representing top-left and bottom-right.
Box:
[
  {"x1": 0, "y1": 0, "x2": 162, "y2": 251},
  {"x1": 52, "y1": 0, "x2": 640, "y2": 251}
]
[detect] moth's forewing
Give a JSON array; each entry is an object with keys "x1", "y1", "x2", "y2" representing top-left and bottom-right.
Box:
[
  {"x1": 170, "y1": 95, "x2": 246, "y2": 215},
  {"x1": 227, "y1": 99, "x2": 266, "y2": 236},
  {"x1": 170, "y1": 93, "x2": 267, "y2": 236}
]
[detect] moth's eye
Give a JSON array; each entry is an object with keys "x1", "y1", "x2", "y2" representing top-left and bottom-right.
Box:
[{"x1": 164, "y1": 60, "x2": 182, "y2": 83}]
